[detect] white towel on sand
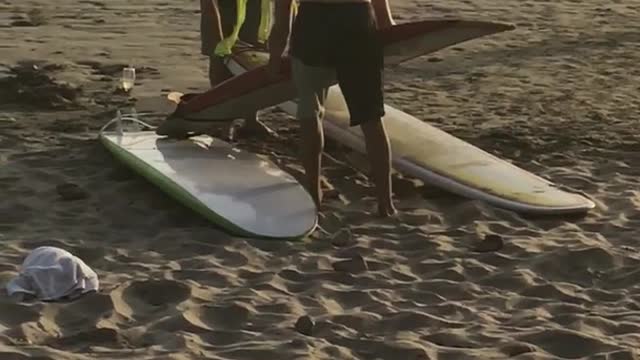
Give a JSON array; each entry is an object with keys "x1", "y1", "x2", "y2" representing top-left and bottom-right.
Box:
[{"x1": 6, "y1": 246, "x2": 99, "y2": 301}]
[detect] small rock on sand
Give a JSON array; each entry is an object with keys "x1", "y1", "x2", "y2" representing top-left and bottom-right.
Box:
[{"x1": 294, "y1": 315, "x2": 315, "y2": 336}]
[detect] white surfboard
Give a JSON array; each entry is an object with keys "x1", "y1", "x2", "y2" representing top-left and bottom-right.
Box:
[
  {"x1": 224, "y1": 51, "x2": 595, "y2": 215},
  {"x1": 99, "y1": 118, "x2": 318, "y2": 239}
]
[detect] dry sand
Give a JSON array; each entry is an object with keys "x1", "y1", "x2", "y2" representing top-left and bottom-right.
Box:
[{"x1": 1, "y1": 0, "x2": 640, "y2": 358}]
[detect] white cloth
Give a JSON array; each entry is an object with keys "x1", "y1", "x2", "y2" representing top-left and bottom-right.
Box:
[{"x1": 6, "y1": 246, "x2": 99, "y2": 301}]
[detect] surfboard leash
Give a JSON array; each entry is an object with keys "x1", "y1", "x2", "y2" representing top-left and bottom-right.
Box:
[{"x1": 99, "y1": 110, "x2": 157, "y2": 135}]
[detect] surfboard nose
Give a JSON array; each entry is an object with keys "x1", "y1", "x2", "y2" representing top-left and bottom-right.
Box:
[
  {"x1": 381, "y1": 19, "x2": 516, "y2": 45},
  {"x1": 381, "y1": 19, "x2": 517, "y2": 66}
]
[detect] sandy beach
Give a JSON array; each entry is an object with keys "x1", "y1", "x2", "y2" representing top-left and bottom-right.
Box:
[{"x1": 1, "y1": 0, "x2": 640, "y2": 358}]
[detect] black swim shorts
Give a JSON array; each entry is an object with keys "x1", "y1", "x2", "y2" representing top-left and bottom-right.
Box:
[{"x1": 288, "y1": 2, "x2": 385, "y2": 126}]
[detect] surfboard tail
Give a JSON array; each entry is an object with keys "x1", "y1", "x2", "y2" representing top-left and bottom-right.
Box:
[{"x1": 382, "y1": 19, "x2": 516, "y2": 65}]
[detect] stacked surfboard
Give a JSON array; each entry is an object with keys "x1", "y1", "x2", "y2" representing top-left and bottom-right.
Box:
[{"x1": 177, "y1": 20, "x2": 517, "y2": 121}]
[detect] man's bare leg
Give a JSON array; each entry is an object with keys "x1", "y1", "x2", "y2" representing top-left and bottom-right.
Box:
[
  {"x1": 299, "y1": 115, "x2": 324, "y2": 207},
  {"x1": 360, "y1": 119, "x2": 397, "y2": 217}
]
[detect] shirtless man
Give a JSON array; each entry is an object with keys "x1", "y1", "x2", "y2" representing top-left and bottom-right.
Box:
[
  {"x1": 157, "y1": 0, "x2": 275, "y2": 138},
  {"x1": 267, "y1": 0, "x2": 397, "y2": 217}
]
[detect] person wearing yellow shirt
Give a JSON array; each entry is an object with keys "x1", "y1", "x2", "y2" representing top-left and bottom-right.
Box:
[{"x1": 157, "y1": 0, "x2": 276, "y2": 138}]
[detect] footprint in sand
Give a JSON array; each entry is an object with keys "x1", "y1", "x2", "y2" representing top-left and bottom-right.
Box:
[
  {"x1": 183, "y1": 302, "x2": 254, "y2": 331},
  {"x1": 49, "y1": 328, "x2": 126, "y2": 350},
  {"x1": 143, "y1": 301, "x2": 258, "y2": 337},
  {"x1": 53, "y1": 292, "x2": 117, "y2": 329},
  {"x1": 120, "y1": 279, "x2": 191, "y2": 313},
  {"x1": 517, "y1": 328, "x2": 619, "y2": 358}
]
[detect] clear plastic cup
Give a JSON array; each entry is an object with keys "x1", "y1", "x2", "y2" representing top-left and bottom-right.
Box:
[{"x1": 121, "y1": 66, "x2": 136, "y2": 91}]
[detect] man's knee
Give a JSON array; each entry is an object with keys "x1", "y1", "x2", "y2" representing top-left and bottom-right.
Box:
[{"x1": 297, "y1": 96, "x2": 325, "y2": 123}]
